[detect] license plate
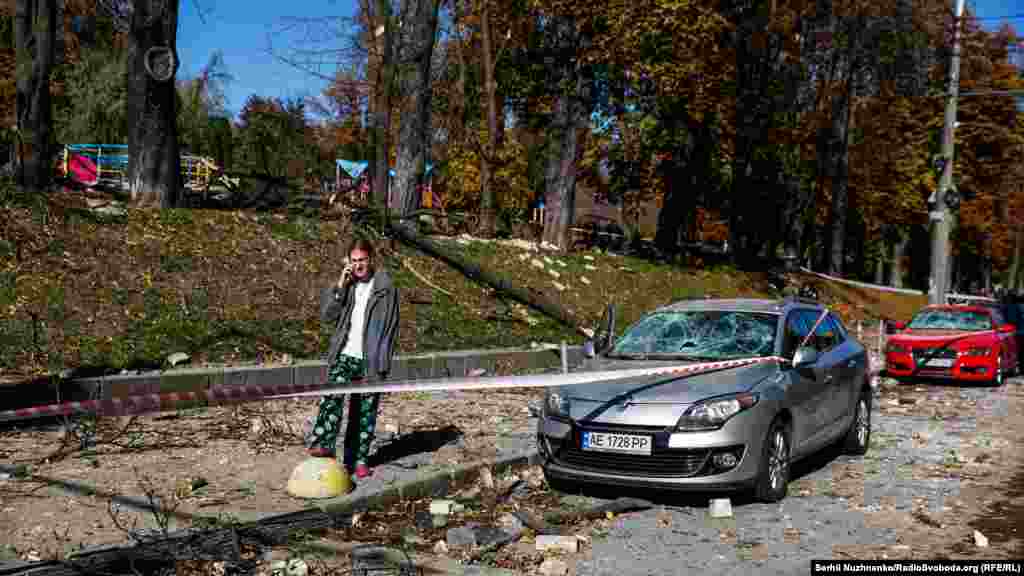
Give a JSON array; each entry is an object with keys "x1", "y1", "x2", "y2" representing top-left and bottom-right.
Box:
[
  {"x1": 925, "y1": 358, "x2": 954, "y2": 368},
  {"x1": 581, "y1": 431, "x2": 652, "y2": 455}
]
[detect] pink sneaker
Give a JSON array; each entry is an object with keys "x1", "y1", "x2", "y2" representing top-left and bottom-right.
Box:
[{"x1": 354, "y1": 463, "x2": 373, "y2": 479}]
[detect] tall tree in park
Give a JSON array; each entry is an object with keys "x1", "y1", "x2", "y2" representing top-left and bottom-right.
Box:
[
  {"x1": 13, "y1": 0, "x2": 57, "y2": 189},
  {"x1": 536, "y1": 14, "x2": 590, "y2": 249},
  {"x1": 390, "y1": 0, "x2": 441, "y2": 219},
  {"x1": 535, "y1": 0, "x2": 734, "y2": 252},
  {"x1": 467, "y1": 0, "x2": 521, "y2": 235},
  {"x1": 126, "y1": 0, "x2": 181, "y2": 207}
]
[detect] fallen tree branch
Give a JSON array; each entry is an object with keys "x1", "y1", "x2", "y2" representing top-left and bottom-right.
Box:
[
  {"x1": 542, "y1": 497, "x2": 654, "y2": 525},
  {"x1": 396, "y1": 255, "x2": 453, "y2": 297},
  {"x1": 389, "y1": 225, "x2": 591, "y2": 338}
]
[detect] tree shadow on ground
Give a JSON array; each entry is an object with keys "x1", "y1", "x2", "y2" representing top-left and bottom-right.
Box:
[{"x1": 367, "y1": 425, "x2": 463, "y2": 467}]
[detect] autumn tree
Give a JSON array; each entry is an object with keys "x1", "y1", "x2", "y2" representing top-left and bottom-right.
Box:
[
  {"x1": 176, "y1": 50, "x2": 231, "y2": 158},
  {"x1": 390, "y1": 0, "x2": 441, "y2": 219},
  {"x1": 124, "y1": 0, "x2": 182, "y2": 207},
  {"x1": 13, "y1": 0, "x2": 57, "y2": 189}
]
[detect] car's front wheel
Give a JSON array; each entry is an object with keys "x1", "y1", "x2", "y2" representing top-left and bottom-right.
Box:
[
  {"x1": 842, "y1": 388, "x2": 871, "y2": 455},
  {"x1": 754, "y1": 419, "x2": 790, "y2": 503}
]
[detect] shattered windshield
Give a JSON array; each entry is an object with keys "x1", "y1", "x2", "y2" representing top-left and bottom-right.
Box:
[
  {"x1": 908, "y1": 309, "x2": 993, "y2": 331},
  {"x1": 609, "y1": 310, "x2": 778, "y2": 359}
]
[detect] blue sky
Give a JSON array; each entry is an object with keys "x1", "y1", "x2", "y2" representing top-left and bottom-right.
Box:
[
  {"x1": 177, "y1": 0, "x2": 361, "y2": 118},
  {"x1": 176, "y1": 0, "x2": 1023, "y2": 120}
]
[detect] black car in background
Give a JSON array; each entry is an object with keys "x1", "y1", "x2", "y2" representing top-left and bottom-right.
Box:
[{"x1": 1000, "y1": 294, "x2": 1024, "y2": 371}]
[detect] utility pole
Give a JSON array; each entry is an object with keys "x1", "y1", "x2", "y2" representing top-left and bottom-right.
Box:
[{"x1": 929, "y1": 0, "x2": 966, "y2": 305}]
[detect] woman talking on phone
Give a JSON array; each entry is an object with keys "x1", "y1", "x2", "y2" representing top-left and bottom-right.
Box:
[{"x1": 309, "y1": 237, "x2": 399, "y2": 481}]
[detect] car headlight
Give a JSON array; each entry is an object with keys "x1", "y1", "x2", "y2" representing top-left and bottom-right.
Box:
[
  {"x1": 886, "y1": 342, "x2": 908, "y2": 354},
  {"x1": 958, "y1": 347, "x2": 991, "y2": 357},
  {"x1": 676, "y1": 394, "x2": 758, "y2": 432},
  {"x1": 545, "y1": 391, "x2": 570, "y2": 417}
]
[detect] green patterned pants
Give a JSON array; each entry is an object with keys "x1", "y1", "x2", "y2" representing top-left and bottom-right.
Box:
[{"x1": 310, "y1": 354, "x2": 379, "y2": 468}]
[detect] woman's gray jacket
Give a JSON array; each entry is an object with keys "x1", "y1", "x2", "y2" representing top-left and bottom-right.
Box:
[{"x1": 320, "y1": 270, "x2": 399, "y2": 379}]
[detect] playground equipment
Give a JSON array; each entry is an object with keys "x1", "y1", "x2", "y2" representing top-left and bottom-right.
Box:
[
  {"x1": 335, "y1": 159, "x2": 478, "y2": 234},
  {"x1": 58, "y1": 144, "x2": 234, "y2": 195}
]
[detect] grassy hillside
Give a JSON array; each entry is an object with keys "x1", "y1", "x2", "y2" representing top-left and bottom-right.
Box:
[{"x1": 0, "y1": 183, "x2": 926, "y2": 384}]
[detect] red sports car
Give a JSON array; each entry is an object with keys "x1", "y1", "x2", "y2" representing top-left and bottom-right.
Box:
[{"x1": 885, "y1": 305, "x2": 1018, "y2": 386}]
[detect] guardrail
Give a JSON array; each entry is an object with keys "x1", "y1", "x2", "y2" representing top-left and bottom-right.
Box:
[{"x1": 0, "y1": 345, "x2": 584, "y2": 424}]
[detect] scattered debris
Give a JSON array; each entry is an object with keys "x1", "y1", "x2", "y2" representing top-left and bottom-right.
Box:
[
  {"x1": 552, "y1": 282, "x2": 566, "y2": 291},
  {"x1": 478, "y1": 467, "x2": 495, "y2": 490},
  {"x1": 430, "y1": 499, "x2": 457, "y2": 516},
  {"x1": 709, "y1": 498, "x2": 733, "y2": 518},
  {"x1": 166, "y1": 352, "x2": 191, "y2": 367},
  {"x1": 535, "y1": 535, "x2": 579, "y2": 553},
  {"x1": 538, "y1": 558, "x2": 569, "y2": 576},
  {"x1": 446, "y1": 524, "x2": 478, "y2": 549},
  {"x1": 580, "y1": 277, "x2": 591, "y2": 285},
  {"x1": 584, "y1": 264, "x2": 597, "y2": 271},
  {"x1": 270, "y1": 558, "x2": 308, "y2": 576},
  {"x1": 973, "y1": 530, "x2": 989, "y2": 548},
  {"x1": 531, "y1": 259, "x2": 545, "y2": 270},
  {"x1": 583, "y1": 255, "x2": 595, "y2": 261},
  {"x1": 548, "y1": 269, "x2": 561, "y2": 279}
]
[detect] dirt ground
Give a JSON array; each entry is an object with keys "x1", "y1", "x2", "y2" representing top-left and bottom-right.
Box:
[{"x1": 0, "y1": 388, "x2": 543, "y2": 562}]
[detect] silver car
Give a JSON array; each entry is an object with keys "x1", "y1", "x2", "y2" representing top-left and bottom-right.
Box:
[{"x1": 538, "y1": 297, "x2": 872, "y2": 502}]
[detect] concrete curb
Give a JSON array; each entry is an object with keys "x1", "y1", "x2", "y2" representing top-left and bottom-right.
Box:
[{"x1": 313, "y1": 450, "x2": 542, "y2": 517}]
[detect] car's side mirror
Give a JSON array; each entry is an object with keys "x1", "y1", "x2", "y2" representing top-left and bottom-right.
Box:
[
  {"x1": 999, "y1": 323, "x2": 1016, "y2": 334},
  {"x1": 793, "y1": 346, "x2": 819, "y2": 368}
]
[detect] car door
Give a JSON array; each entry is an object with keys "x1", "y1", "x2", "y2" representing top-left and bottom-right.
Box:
[
  {"x1": 818, "y1": 313, "x2": 861, "y2": 431},
  {"x1": 782, "y1": 309, "x2": 831, "y2": 454}
]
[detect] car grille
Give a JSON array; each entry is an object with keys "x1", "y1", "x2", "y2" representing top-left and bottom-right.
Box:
[
  {"x1": 555, "y1": 423, "x2": 710, "y2": 477},
  {"x1": 912, "y1": 347, "x2": 957, "y2": 361}
]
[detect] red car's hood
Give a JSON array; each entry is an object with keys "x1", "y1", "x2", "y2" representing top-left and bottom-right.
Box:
[{"x1": 890, "y1": 330, "x2": 996, "y2": 345}]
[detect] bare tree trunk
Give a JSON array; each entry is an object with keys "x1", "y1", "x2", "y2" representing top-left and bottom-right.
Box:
[
  {"x1": 827, "y1": 76, "x2": 854, "y2": 276},
  {"x1": 541, "y1": 18, "x2": 588, "y2": 250},
  {"x1": 874, "y1": 249, "x2": 885, "y2": 285},
  {"x1": 392, "y1": 0, "x2": 440, "y2": 219},
  {"x1": 371, "y1": 0, "x2": 395, "y2": 212},
  {"x1": 127, "y1": 0, "x2": 181, "y2": 208},
  {"x1": 14, "y1": 0, "x2": 57, "y2": 190},
  {"x1": 1009, "y1": 224, "x2": 1023, "y2": 292},
  {"x1": 891, "y1": 234, "x2": 908, "y2": 288},
  {"x1": 478, "y1": 0, "x2": 501, "y2": 237}
]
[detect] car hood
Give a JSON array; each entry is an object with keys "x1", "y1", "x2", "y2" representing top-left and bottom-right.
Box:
[
  {"x1": 890, "y1": 330, "x2": 995, "y2": 347},
  {"x1": 552, "y1": 357, "x2": 777, "y2": 421}
]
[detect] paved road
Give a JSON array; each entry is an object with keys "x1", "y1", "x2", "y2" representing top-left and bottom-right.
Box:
[{"x1": 557, "y1": 376, "x2": 1024, "y2": 575}]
